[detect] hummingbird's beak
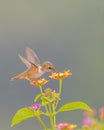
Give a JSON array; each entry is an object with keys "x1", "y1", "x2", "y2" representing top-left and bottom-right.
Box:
[{"x1": 52, "y1": 67, "x2": 55, "y2": 72}]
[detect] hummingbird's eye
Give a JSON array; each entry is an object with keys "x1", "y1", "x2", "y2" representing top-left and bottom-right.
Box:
[{"x1": 48, "y1": 66, "x2": 52, "y2": 69}]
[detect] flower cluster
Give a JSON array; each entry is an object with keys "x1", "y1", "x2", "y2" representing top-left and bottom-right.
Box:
[
  {"x1": 11, "y1": 69, "x2": 92, "y2": 130},
  {"x1": 42, "y1": 88, "x2": 60, "y2": 105},
  {"x1": 49, "y1": 70, "x2": 72, "y2": 80},
  {"x1": 30, "y1": 78, "x2": 49, "y2": 86},
  {"x1": 82, "y1": 107, "x2": 104, "y2": 129},
  {"x1": 56, "y1": 123, "x2": 77, "y2": 130},
  {"x1": 28, "y1": 103, "x2": 41, "y2": 111}
]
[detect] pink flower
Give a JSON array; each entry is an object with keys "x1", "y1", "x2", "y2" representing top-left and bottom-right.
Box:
[
  {"x1": 28, "y1": 103, "x2": 41, "y2": 111},
  {"x1": 56, "y1": 123, "x2": 77, "y2": 130},
  {"x1": 82, "y1": 117, "x2": 93, "y2": 127}
]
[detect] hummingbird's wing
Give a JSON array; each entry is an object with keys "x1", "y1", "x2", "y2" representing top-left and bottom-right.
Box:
[
  {"x1": 26, "y1": 47, "x2": 40, "y2": 65},
  {"x1": 18, "y1": 54, "x2": 32, "y2": 68}
]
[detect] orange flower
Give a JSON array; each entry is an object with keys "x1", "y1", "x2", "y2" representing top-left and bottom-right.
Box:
[
  {"x1": 99, "y1": 107, "x2": 104, "y2": 119},
  {"x1": 30, "y1": 78, "x2": 49, "y2": 86},
  {"x1": 49, "y1": 70, "x2": 72, "y2": 80},
  {"x1": 83, "y1": 109, "x2": 96, "y2": 117}
]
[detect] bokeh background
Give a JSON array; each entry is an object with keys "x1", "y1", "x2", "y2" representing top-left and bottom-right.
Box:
[{"x1": 0, "y1": 1, "x2": 104, "y2": 130}]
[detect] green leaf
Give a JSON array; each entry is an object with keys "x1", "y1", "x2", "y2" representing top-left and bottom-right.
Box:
[
  {"x1": 57, "y1": 101, "x2": 92, "y2": 113},
  {"x1": 11, "y1": 107, "x2": 35, "y2": 127}
]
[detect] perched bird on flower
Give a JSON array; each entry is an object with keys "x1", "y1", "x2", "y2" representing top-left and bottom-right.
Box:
[{"x1": 11, "y1": 48, "x2": 55, "y2": 81}]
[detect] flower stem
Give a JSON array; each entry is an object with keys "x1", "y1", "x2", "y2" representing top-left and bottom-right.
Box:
[
  {"x1": 39, "y1": 85, "x2": 43, "y2": 94},
  {"x1": 45, "y1": 105, "x2": 49, "y2": 114},
  {"x1": 52, "y1": 104, "x2": 56, "y2": 128},
  {"x1": 59, "y1": 78, "x2": 63, "y2": 95},
  {"x1": 55, "y1": 78, "x2": 63, "y2": 109},
  {"x1": 48, "y1": 103, "x2": 54, "y2": 130},
  {"x1": 37, "y1": 116, "x2": 48, "y2": 130}
]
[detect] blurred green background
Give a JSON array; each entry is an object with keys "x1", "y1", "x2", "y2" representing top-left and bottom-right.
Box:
[{"x1": 0, "y1": 0, "x2": 104, "y2": 129}]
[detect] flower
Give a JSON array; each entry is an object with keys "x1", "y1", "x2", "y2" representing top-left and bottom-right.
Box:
[
  {"x1": 99, "y1": 107, "x2": 104, "y2": 119},
  {"x1": 82, "y1": 117, "x2": 94, "y2": 127},
  {"x1": 30, "y1": 78, "x2": 49, "y2": 86},
  {"x1": 56, "y1": 123, "x2": 77, "y2": 130},
  {"x1": 44, "y1": 88, "x2": 53, "y2": 97},
  {"x1": 83, "y1": 109, "x2": 96, "y2": 117},
  {"x1": 49, "y1": 70, "x2": 72, "y2": 80},
  {"x1": 28, "y1": 103, "x2": 41, "y2": 111},
  {"x1": 28, "y1": 103, "x2": 41, "y2": 117},
  {"x1": 42, "y1": 88, "x2": 60, "y2": 105}
]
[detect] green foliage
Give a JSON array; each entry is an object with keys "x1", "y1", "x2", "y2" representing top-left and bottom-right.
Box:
[
  {"x1": 11, "y1": 108, "x2": 35, "y2": 127},
  {"x1": 57, "y1": 101, "x2": 92, "y2": 113}
]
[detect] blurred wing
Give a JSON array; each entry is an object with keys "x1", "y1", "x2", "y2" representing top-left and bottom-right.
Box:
[
  {"x1": 26, "y1": 47, "x2": 40, "y2": 65},
  {"x1": 18, "y1": 54, "x2": 32, "y2": 68}
]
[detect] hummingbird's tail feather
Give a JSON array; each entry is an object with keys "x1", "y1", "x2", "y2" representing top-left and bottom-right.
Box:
[{"x1": 11, "y1": 73, "x2": 26, "y2": 81}]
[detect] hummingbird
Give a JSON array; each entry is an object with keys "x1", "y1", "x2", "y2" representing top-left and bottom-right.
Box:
[{"x1": 11, "y1": 48, "x2": 55, "y2": 81}]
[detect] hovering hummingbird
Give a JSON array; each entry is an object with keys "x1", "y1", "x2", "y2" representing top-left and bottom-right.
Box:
[{"x1": 11, "y1": 48, "x2": 55, "y2": 81}]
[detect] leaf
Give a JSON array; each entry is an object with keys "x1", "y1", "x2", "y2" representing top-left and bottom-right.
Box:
[
  {"x1": 11, "y1": 107, "x2": 35, "y2": 127},
  {"x1": 57, "y1": 101, "x2": 92, "y2": 113}
]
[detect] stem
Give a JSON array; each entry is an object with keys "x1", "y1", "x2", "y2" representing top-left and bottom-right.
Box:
[
  {"x1": 45, "y1": 105, "x2": 49, "y2": 114},
  {"x1": 37, "y1": 116, "x2": 48, "y2": 130},
  {"x1": 55, "y1": 78, "x2": 63, "y2": 109},
  {"x1": 59, "y1": 78, "x2": 63, "y2": 95},
  {"x1": 39, "y1": 85, "x2": 43, "y2": 94},
  {"x1": 48, "y1": 103, "x2": 54, "y2": 130},
  {"x1": 52, "y1": 104, "x2": 56, "y2": 128}
]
